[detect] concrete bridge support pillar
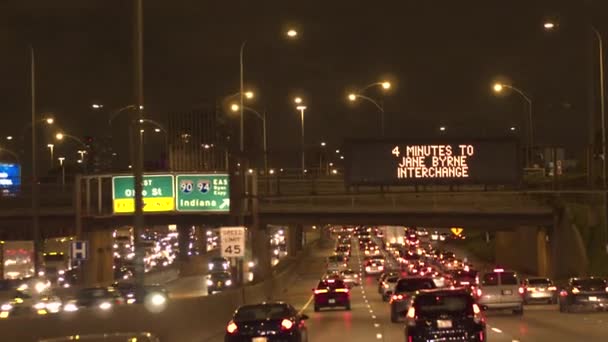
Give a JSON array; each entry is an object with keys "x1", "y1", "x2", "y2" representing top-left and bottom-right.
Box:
[
  {"x1": 550, "y1": 208, "x2": 589, "y2": 279},
  {"x1": 177, "y1": 225, "x2": 191, "y2": 262},
  {"x1": 252, "y1": 223, "x2": 271, "y2": 285},
  {"x1": 82, "y1": 229, "x2": 113, "y2": 286},
  {"x1": 495, "y1": 227, "x2": 551, "y2": 277},
  {"x1": 286, "y1": 225, "x2": 303, "y2": 257}
]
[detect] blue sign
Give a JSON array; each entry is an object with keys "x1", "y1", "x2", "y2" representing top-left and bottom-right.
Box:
[{"x1": 0, "y1": 163, "x2": 21, "y2": 189}]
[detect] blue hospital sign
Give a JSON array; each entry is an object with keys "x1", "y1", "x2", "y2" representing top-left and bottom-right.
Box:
[{"x1": 0, "y1": 163, "x2": 21, "y2": 194}]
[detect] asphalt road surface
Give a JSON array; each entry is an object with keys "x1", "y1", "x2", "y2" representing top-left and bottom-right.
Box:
[{"x1": 2, "y1": 237, "x2": 608, "y2": 342}]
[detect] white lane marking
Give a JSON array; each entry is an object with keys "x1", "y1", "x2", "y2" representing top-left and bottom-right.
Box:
[
  {"x1": 512, "y1": 340, "x2": 520, "y2": 342},
  {"x1": 374, "y1": 323, "x2": 380, "y2": 328},
  {"x1": 491, "y1": 327, "x2": 503, "y2": 334},
  {"x1": 369, "y1": 309, "x2": 374, "y2": 314},
  {"x1": 372, "y1": 315, "x2": 376, "y2": 319},
  {"x1": 297, "y1": 295, "x2": 314, "y2": 315}
]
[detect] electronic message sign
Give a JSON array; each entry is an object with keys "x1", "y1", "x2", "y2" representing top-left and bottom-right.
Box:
[{"x1": 345, "y1": 139, "x2": 520, "y2": 185}]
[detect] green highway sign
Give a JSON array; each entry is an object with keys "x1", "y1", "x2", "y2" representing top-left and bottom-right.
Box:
[
  {"x1": 112, "y1": 175, "x2": 175, "y2": 213},
  {"x1": 175, "y1": 174, "x2": 230, "y2": 212}
]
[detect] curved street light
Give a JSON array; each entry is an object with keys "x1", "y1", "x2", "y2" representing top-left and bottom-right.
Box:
[
  {"x1": 231, "y1": 104, "x2": 268, "y2": 174},
  {"x1": 55, "y1": 132, "x2": 88, "y2": 148},
  {"x1": 493, "y1": 83, "x2": 533, "y2": 167},
  {"x1": 347, "y1": 81, "x2": 391, "y2": 136}
]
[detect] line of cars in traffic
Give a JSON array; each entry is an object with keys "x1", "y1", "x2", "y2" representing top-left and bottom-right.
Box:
[
  {"x1": 0, "y1": 280, "x2": 170, "y2": 319},
  {"x1": 336, "y1": 225, "x2": 608, "y2": 341}
]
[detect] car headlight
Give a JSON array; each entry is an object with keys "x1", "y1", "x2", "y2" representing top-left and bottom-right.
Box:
[
  {"x1": 206, "y1": 279, "x2": 213, "y2": 286},
  {"x1": 248, "y1": 261, "x2": 255, "y2": 268},
  {"x1": 17, "y1": 283, "x2": 28, "y2": 291},
  {"x1": 33, "y1": 302, "x2": 46, "y2": 310},
  {"x1": 1, "y1": 304, "x2": 12, "y2": 311},
  {"x1": 58, "y1": 270, "x2": 65, "y2": 275},
  {"x1": 46, "y1": 302, "x2": 61, "y2": 313},
  {"x1": 58, "y1": 277, "x2": 65, "y2": 282},
  {"x1": 98, "y1": 302, "x2": 112, "y2": 310},
  {"x1": 63, "y1": 303, "x2": 78, "y2": 312},
  {"x1": 208, "y1": 263, "x2": 214, "y2": 270},
  {"x1": 149, "y1": 293, "x2": 166, "y2": 306},
  {"x1": 35, "y1": 282, "x2": 47, "y2": 293},
  {"x1": 127, "y1": 298, "x2": 136, "y2": 304},
  {"x1": 225, "y1": 280, "x2": 232, "y2": 286}
]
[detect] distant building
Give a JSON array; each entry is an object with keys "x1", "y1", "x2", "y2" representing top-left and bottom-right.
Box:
[{"x1": 167, "y1": 105, "x2": 230, "y2": 172}]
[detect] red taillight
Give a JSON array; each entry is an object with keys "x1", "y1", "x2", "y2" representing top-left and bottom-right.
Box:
[
  {"x1": 226, "y1": 321, "x2": 238, "y2": 334},
  {"x1": 479, "y1": 331, "x2": 485, "y2": 341},
  {"x1": 391, "y1": 294, "x2": 404, "y2": 302},
  {"x1": 559, "y1": 290, "x2": 568, "y2": 297},
  {"x1": 476, "y1": 288, "x2": 482, "y2": 297},
  {"x1": 518, "y1": 287, "x2": 524, "y2": 295},
  {"x1": 281, "y1": 319, "x2": 294, "y2": 330},
  {"x1": 472, "y1": 304, "x2": 483, "y2": 324}
]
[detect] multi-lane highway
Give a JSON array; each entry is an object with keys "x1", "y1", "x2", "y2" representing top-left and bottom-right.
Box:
[{"x1": 1, "y1": 231, "x2": 608, "y2": 341}]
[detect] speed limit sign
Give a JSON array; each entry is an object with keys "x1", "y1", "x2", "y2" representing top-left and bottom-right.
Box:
[{"x1": 220, "y1": 227, "x2": 246, "y2": 258}]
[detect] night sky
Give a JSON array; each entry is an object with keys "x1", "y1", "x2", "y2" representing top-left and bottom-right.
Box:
[{"x1": 0, "y1": 0, "x2": 606, "y2": 172}]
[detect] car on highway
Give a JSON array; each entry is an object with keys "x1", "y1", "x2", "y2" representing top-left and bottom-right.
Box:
[
  {"x1": 522, "y1": 277, "x2": 558, "y2": 304},
  {"x1": 335, "y1": 244, "x2": 351, "y2": 258},
  {"x1": 377, "y1": 271, "x2": 401, "y2": 293},
  {"x1": 405, "y1": 288, "x2": 486, "y2": 342},
  {"x1": 364, "y1": 258, "x2": 385, "y2": 276},
  {"x1": 364, "y1": 243, "x2": 381, "y2": 256},
  {"x1": 113, "y1": 282, "x2": 170, "y2": 306},
  {"x1": 380, "y1": 275, "x2": 399, "y2": 301},
  {"x1": 439, "y1": 233, "x2": 449, "y2": 241},
  {"x1": 313, "y1": 278, "x2": 351, "y2": 311},
  {"x1": 326, "y1": 255, "x2": 348, "y2": 271},
  {"x1": 209, "y1": 257, "x2": 230, "y2": 272},
  {"x1": 39, "y1": 332, "x2": 161, "y2": 342},
  {"x1": 225, "y1": 302, "x2": 309, "y2": 342},
  {"x1": 477, "y1": 268, "x2": 524, "y2": 315},
  {"x1": 207, "y1": 271, "x2": 234, "y2": 295},
  {"x1": 389, "y1": 276, "x2": 436, "y2": 322},
  {"x1": 73, "y1": 286, "x2": 125, "y2": 311},
  {"x1": 559, "y1": 277, "x2": 608, "y2": 313},
  {"x1": 0, "y1": 291, "x2": 62, "y2": 318},
  {"x1": 340, "y1": 269, "x2": 360, "y2": 287},
  {"x1": 430, "y1": 231, "x2": 439, "y2": 241}
]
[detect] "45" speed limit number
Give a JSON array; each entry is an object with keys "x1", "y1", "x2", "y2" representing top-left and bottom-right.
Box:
[{"x1": 220, "y1": 227, "x2": 246, "y2": 258}]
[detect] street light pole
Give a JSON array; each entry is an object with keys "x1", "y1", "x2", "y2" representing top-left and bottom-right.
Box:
[
  {"x1": 297, "y1": 106, "x2": 307, "y2": 174},
  {"x1": 132, "y1": 0, "x2": 146, "y2": 290},
  {"x1": 494, "y1": 84, "x2": 533, "y2": 168},
  {"x1": 240, "y1": 41, "x2": 246, "y2": 155},
  {"x1": 47, "y1": 144, "x2": 54, "y2": 169},
  {"x1": 350, "y1": 94, "x2": 385, "y2": 136},
  {"x1": 30, "y1": 44, "x2": 42, "y2": 275},
  {"x1": 593, "y1": 28, "x2": 606, "y2": 188}
]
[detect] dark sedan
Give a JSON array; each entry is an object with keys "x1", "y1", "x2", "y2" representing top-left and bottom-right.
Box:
[
  {"x1": 389, "y1": 277, "x2": 436, "y2": 322},
  {"x1": 559, "y1": 277, "x2": 608, "y2": 312},
  {"x1": 313, "y1": 279, "x2": 351, "y2": 311},
  {"x1": 405, "y1": 289, "x2": 486, "y2": 342},
  {"x1": 207, "y1": 271, "x2": 234, "y2": 295},
  {"x1": 225, "y1": 302, "x2": 308, "y2": 342}
]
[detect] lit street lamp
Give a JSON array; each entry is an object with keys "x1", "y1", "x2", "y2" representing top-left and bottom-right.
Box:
[
  {"x1": 47, "y1": 144, "x2": 54, "y2": 169},
  {"x1": 231, "y1": 104, "x2": 268, "y2": 174},
  {"x1": 296, "y1": 103, "x2": 307, "y2": 174},
  {"x1": 347, "y1": 80, "x2": 392, "y2": 136},
  {"x1": 58, "y1": 157, "x2": 66, "y2": 188},
  {"x1": 493, "y1": 82, "x2": 533, "y2": 167},
  {"x1": 55, "y1": 132, "x2": 88, "y2": 148}
]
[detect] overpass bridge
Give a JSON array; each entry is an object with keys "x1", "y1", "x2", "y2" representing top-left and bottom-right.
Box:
[{"x1": 0, "y1": 173, "x2": 602, "y2": 280}]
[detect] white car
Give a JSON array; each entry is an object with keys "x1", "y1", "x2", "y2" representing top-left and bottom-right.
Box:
[
  {"x1": 380, "y1": 275, "x2": 400, "y2": 301},
  {"x1": 340, "y1": 269, "x2": 360, "y2": 287},
  {"x1": 430, "y1": 231, "x2": 439, "y2": 241}
]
